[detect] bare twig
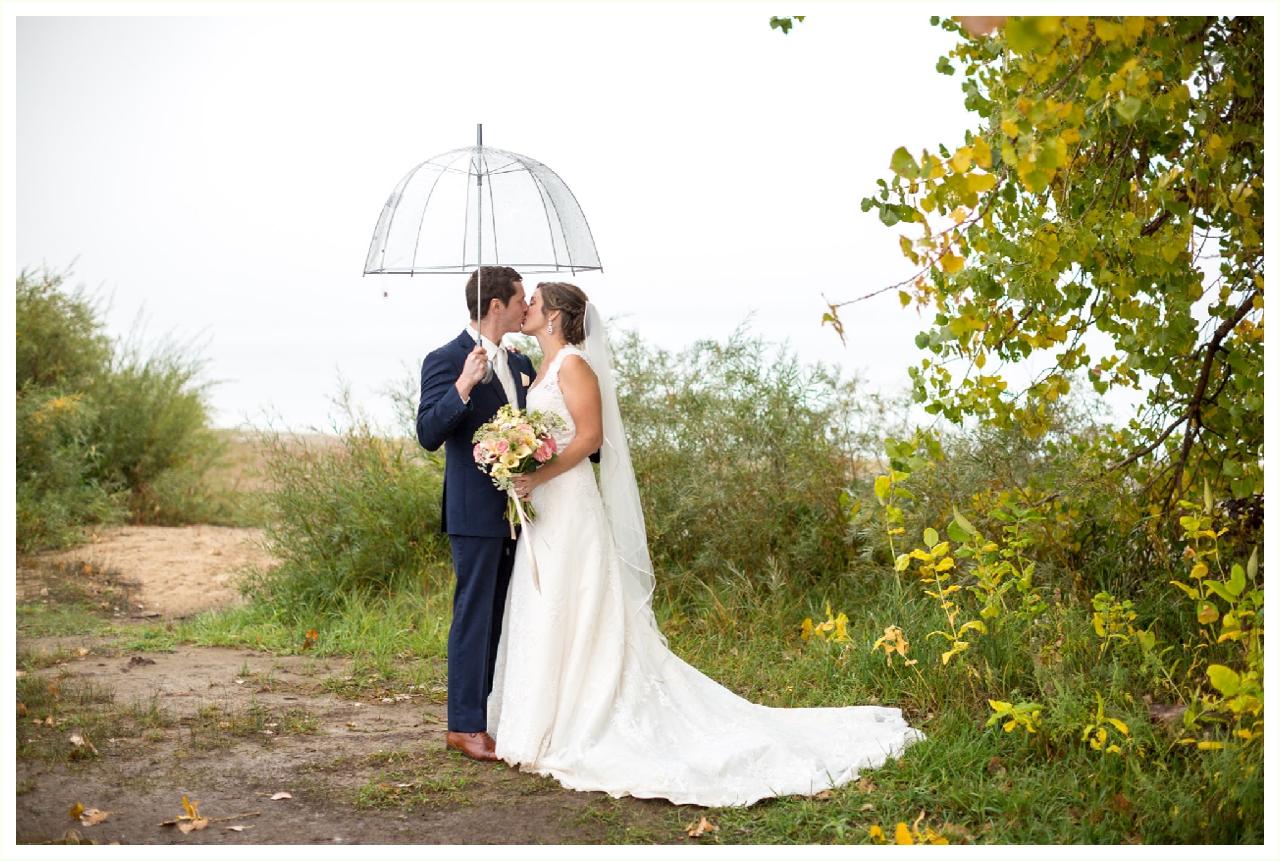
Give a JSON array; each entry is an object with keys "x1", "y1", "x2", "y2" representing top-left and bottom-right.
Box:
[{"x1": 1165, "y1": 288, "x2": 1260, "y2": 501}]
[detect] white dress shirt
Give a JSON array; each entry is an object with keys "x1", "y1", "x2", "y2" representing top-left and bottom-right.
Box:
[{"x1": 465, "y1": 326, "x2": 517, "y2": 406}]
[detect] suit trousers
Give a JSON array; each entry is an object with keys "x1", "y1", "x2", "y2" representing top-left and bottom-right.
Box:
[{"x1": 446, "y1": 535, "x2": 516, "y2": 732}]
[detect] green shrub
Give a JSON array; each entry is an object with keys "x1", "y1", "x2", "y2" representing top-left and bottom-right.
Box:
[
  {"x1": 85, "y1": 334, "x2": 223, "y2": 521},
  {"x1": 16, "y1": 267, "x2": 110, "y2": 391},
  {"x1": 241, "y1": 392, "x2": 451, "y2": 612},
  {"x1": 14, "y1": 387, "x2": 124, "y2": 551},
  {"x1": 611, "y1": 325, "x2": 885, "y2": 598},
  {"x1": 15, "y1": 270, "x2": 122, "y2": 550},
  {"x1": 15, "y1": 267, "x2": 230, "y2": 549}
]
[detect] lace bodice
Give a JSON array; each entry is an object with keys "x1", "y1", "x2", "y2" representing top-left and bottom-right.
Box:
[{"x1": 528, "y1": 344, "x2": 589, "y2": 452}]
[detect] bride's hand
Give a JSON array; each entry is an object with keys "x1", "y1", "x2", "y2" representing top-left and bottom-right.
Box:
[{"x1": 511, "y1": 471, "x2": 540, "y2": 500}]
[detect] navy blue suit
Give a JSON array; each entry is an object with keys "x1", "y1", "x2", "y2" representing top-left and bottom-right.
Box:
[{"x1": 417, "y1": 330, "x2": 535, "y2": 733}]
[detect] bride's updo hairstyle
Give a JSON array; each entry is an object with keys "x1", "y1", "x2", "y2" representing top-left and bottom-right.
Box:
[{"x1": 538, "y1": 282, "x2": 589, "y2": 345}]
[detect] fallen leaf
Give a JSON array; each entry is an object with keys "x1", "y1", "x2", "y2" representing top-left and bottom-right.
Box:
[
  {"x1": 270, "y1": 792, "x2": 292, "y2": 801},
  {"x1": 181, "y1": 795, "x2": 201, "y2": 820},
  {"x1": 17, "y1": 703, "x2": 27, "y2": 718},
  {"x1": 226, "y1": 825, "x2": 254, "y2": 832},
  {"x1": 235, "y1": 680, "x2": 245, "y2": 685},
  {"x1": 857, "y1": 778, "x2": 878, "y2": 793},
  {"x1": 813, "y1": 790, "x2": 833, "y2": 800},
  {"x1": 75, "y1": 648, "x2": 90, "y2": 657},
  {"x1": 44, "y1": 715, "x2": 55, "y2": 726},
  {"x1": 80, "y1": 808, "x2": 112, "y2": 826},
  {"x1": 685, "y1": 816, "x2": 719, "y2": 838},
  {"x1": 177, "y1": 818, "x2": 210, "y2": 834},
  {"x1": 986, "y1": 756, "x2": 1007, "y2": 776},
  {"x1": 861, "y1": 803, "x2": 875, "y2": 812},
  {"x1": 68, "y1": 803, "x2": 84, "y2": 820},
  {"x1": 16, "y1": 670, "x2": 26, "y2": 678}
]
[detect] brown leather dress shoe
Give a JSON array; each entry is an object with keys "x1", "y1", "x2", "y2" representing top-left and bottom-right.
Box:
[{"x1": 446, "y1": 731, "x2": 499, "y2": 762}]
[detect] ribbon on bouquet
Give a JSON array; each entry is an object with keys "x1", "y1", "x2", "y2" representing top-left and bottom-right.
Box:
[{"x1": 508, "y1": 490, "x2": 541, "y2": 594}]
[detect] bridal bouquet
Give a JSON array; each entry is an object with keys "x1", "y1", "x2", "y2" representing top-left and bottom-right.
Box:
[{"x1": 472, "y1": 404, "x2": 563, "y2": 532}]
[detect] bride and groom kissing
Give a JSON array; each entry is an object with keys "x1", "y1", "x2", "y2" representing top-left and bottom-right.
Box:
[{"x1": 417, "y1": 267, "x2": 922, "y2": 807}]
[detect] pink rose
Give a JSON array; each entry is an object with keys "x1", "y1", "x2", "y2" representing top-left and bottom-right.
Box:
[
  {"x1": 534, "y1": 439, "x2": 556, "y2": 463},
  {"x1": 473, "y1": 443, "x2": 485, "y2": 463},
  {"x1": 494, "y1": 440, "x2": 509, "y2": 454}
]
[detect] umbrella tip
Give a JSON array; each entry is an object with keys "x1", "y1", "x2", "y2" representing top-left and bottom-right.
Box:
[{"x1": 477, "y1": 123, "x2": 482, "y2": 147}]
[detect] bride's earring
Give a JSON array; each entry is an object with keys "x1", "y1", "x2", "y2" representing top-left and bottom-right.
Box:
[{"x1": 547, "y1": 320, "x2": 554, "y2": 335}]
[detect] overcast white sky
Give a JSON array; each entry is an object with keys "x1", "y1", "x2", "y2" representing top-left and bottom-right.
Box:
[
  {"x1": 6, "y1": 2, "x2": 989, "y2": 430},
  {"x1": 38, "y1": 2, "x2": 1243, "y2": 438}
]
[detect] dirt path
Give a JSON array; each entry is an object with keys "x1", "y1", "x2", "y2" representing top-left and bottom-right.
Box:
[
  {"x1": 13, "y1": 530, "x2": 697, "y2": 846},
  {"x1": 19, "y1": 526, "x2": 273, "y2": 618}
]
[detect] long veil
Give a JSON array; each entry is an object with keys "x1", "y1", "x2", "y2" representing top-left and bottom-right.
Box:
[{"x1": 582, "y1": 304, "x2": 666, "y2": 644}]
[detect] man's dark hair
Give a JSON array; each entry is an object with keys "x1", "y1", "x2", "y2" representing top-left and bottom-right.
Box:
[{"x1": 465, "y1": 266, "x2": 523, "y2": 320}]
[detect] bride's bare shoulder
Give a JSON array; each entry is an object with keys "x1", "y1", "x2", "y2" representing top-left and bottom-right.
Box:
[{"x1": 558, "y1": 350, "x2": 597, "y2": 382}]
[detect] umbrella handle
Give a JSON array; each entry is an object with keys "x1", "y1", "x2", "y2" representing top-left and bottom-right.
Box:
[{"x1": 476, "y1": 123, "x2": 494, "y2": 385}]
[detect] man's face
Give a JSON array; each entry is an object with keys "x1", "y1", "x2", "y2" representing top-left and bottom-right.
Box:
[{"x1": 493, "y1": 281, "x2": 528, "y2": 335}]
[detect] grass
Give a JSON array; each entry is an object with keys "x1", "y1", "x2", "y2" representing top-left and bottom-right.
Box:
[
  {"x1": 16, "y1": 559, "x2": 138, "y2": 638},
  {"x1": 182, "y1": 699, "x2": 319, "y2": 751},
  {"x1": 647, "y1": 574, "x2": 1262, "y2": 845},
  {"x1": 15, "y1": 547, "x2": 1260, "y2": 843}
]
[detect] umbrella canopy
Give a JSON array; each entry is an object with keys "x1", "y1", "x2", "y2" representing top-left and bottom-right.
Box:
[{"x1": 364, "y1": 134, "x2": 602, "y2": 276}]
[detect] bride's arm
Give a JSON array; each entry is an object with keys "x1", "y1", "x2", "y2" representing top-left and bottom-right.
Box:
[{"x1": 510, "y1": 354, "x2": 602, "y2": 496}]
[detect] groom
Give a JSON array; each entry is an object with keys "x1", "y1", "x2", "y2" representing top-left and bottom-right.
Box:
[{"x1": 417, "y1": 266, "x2": 534, "y2": 762}]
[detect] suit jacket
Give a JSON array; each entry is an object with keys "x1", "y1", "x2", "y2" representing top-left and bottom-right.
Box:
[{"x1": 417, "y1": 330, "x2": 536, "y2": 538}]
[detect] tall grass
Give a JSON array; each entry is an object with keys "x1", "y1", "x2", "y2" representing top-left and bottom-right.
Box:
[{"x1": 239, "y1": 390, "x2": 452, "y2": 615}]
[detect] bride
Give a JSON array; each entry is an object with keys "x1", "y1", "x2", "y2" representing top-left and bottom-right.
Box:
[{"x1": 491, "y1": 282, "x2": 922, "y2": 807}]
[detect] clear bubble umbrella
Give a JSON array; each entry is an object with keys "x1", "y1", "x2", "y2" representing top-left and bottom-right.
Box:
[{"x1": 364, "y1": 125, "x2": 602, "y2": 379}]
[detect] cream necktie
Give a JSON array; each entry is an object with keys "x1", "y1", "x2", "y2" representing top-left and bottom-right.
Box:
[{"x1": 491, "y1": 343, "x2": 517, "y2": 405}]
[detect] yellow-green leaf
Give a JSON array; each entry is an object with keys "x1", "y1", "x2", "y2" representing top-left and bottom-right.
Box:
[
  {"x1": 971, "y1": 137, "x2": 992, "y2": 169},
  {"x1": 967, "y1": 172, "x2": 997, "y2": 194},
  {"x1": 1207, "y1": 664, "x2": 1240, "y2": 696},
  {"x1": 874, "y1": 475, "x2": 890, "y2": 502}
]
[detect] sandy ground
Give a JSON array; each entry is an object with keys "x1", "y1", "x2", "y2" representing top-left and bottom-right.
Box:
[
  {"x1": 13, "y1": 527, "x2": 697, "y2": 846},
  {"x1": 15, "y1": 641, "x2": 684, "y2": 845},
  {"x1": 18, "y1": 526, "x2": 273, "y2": 618}
]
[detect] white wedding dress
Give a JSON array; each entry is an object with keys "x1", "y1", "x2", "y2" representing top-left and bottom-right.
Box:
[{"x1": 488, "y1": 315, "x2": 923, "y2": 807}]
